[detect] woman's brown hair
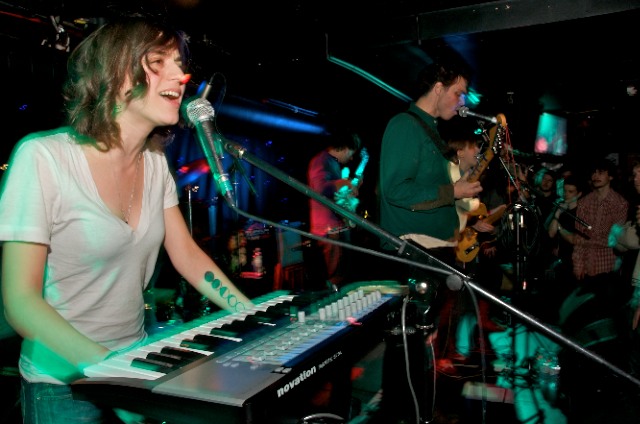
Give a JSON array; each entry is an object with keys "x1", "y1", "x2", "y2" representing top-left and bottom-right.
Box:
[{"x1": 63, "y1": 17, "x2": 189, "y2": 150}]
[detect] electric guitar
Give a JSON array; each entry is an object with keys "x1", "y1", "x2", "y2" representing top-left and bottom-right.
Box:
[
  {"x1": 335, "y1": 147, "x2": 369, "y2": 227},
  {"x1": 453, "y1": 113, "x2": 508, "y2": 232},
  {"x1": 455, "y1": 203, "x2": 507, "y2": 263}
]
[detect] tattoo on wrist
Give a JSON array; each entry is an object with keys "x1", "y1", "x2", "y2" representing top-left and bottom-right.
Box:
[{"x1": 204, "y1": 271, "x2": 247, "y2": 312}]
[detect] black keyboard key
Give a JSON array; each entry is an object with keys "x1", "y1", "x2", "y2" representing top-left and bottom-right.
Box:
[
  {"x1": 209, "y1": 327, "x2": 243, "y2": 338},
  {"x1": 146, "y1": 352, "x2": 190, "y2": 366},
  {"x1": 131, "y1": 358, "x2": 176, "y2": 374},
  {"x1": 245, "y1": 314, "x2": 280, "y2": 325},
  {"x1": 193, "y1": 334, "x2": 237, "y2": 348},
  {"x1": 180, "y1": 339, "x2": 216, "y2": 352},
  {"x1": 229, "y1": 320, "x2": 264, "y2": 331},
  {"x1": 211, "y1": 321, "x2": 270, "y2": 340},
  {"x1": 265, "y1": 302, "x2": 292, "y2": 317},
  {"x1": 160, "y1": 346, "x2": 207, "y2": 361}
]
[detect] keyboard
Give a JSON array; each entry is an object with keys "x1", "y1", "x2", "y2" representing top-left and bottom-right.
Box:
[{"x1": 72, "y1": 283, "x2": 404, "y2": 423}]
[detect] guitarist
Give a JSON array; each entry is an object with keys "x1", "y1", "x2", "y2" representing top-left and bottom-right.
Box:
[
  {"x1": 448, "y1": 135, "x2": 499, "y2": 240},
  {"x1": 376, "y1": 57, "x2": 488, "y2": 424},
  {"x1": 308, "y1": 130, "x2": 363, "y2": 291},
  {"x1": 433, "y1": 132, "x2": 508, "y2": 368},
  {"x1": 379, "y1": 60, "x2": 481, "y2": 251}
]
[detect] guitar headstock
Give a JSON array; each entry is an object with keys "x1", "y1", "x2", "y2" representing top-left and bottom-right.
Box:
[
  {"x1": 488, "y1": 113, "x2": 507, "y2": 155},
  {"x1": 352, "y1": 147, "x2": 370, "y2": 179},
  {"x1": 360, "y1": 147, "x2": 369, "y2": 162}
]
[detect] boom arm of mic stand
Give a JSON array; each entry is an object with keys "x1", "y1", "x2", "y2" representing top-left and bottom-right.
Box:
[{"x1": 223, "y1": 139, "x2": 640, "y2": 390}]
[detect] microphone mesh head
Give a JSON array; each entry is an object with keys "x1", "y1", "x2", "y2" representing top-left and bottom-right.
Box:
[
  {"x1": 185, "y1": 98, "x2": 215, "y2": 125},
  {"x1": 457, "y1": 106, "x2": 469, "y2": 117}
]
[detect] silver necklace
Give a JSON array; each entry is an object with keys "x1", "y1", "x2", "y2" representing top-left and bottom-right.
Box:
[{"x1": 116, "y1": 151, "x2": 143, "y2": 224}]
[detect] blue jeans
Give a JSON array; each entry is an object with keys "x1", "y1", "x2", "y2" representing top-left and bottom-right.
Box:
[{"x1": 20, "y1": 377, "x2": 118, "y2": 424}]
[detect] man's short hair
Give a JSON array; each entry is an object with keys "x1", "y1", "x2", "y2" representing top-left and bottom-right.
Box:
[
  {"x1": 562, "y1": 174, "x2": 585, "y2": 194},
  {"x1": 591, "y1": 157, "x2": 616, "y2": 176},
  {"x1": 329, "y1": 131, "x2": 361, "y2": 151},
  {"x1": 412, "y1": 53, "x2": 473, "y2": 100}
]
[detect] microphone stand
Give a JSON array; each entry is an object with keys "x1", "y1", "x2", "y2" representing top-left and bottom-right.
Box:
[
  {"x1": 228, "y1": 156, "x2": 258, "y2": 205},
  {"x1": 215, "y1": 139, "x2": 640, "y2": 405},
  {"x1": 497, "y1": 155, "x2": 533, "y2": 291}
]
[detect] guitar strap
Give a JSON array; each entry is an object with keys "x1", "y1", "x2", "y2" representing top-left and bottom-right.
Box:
[
  {"x1": 405, "y1": 111, "x2": 481, "y2": 232},
  {"x1": 404, "y1": 111, "x2": 452, "y2": 162}
]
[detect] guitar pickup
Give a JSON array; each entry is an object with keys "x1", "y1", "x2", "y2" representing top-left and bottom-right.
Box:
[{"x1": 464, "y1": 244, "x2": 479, "y2": 255}]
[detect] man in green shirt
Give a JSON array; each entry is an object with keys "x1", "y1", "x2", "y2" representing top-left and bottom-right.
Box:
[
  {"x1": 375, "y1": 57, "x2": 487, "y2": 424},
  {"x1": 379, "y1": 58, "x2": 482, "y2": 245}
]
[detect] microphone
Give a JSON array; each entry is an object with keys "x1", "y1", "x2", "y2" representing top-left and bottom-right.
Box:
[
  {"x1": 183, "y1": 77, "x2": 214, "y2": 130},
  {"x1": 197, "y1": 76, "x2": 214, "y2": 100},
  {"x1": 184, "y1": 98, "x2": 235, "y2": 206},
  {"x1": 457, "y1": 106, "x2": 498, "y2": 124}
]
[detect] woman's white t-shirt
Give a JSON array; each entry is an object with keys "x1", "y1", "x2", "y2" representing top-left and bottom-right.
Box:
[{"x1": 0, "y1": 128, "x2": 178, "y2": 383}]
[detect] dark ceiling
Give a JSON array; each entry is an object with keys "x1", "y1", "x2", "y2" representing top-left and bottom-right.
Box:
[{"x1": 2, "y1": 0, "x2": 640, "y2": 163}]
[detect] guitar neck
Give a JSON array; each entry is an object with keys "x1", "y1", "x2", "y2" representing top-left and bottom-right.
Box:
[
  {"x1": 467, "y1": 150, "x2": 494, "y2": 183},
  {"x1": 352, "y1": 153, "x2": 369, "y2": 182},
  {"x1": 354, "y1": 158, "x2": 368, "y2": 178},
  {"x1": 483, "y1": 204, "x2": 507, "y2": 225},
  {"x1": 467, "y1": 114, "x2": 506, "y2": 184}
]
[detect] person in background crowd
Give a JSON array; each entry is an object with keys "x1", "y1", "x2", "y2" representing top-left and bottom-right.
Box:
[
  {"x1": 0, "y1": 17, "x2": 252, "y2": 424},
  {"x1": 533, "y1": 168, "x2": 560, "y2": 222},
  {"x1": 529, "y1": 167, "x2": 561, "y2": 282},
  {"x1": 545, "y1": 174, "x2": 584, "y2": 321},
  {"x1": 611, "y1": 160, "x2": 640, "y2": 376},
  {"x1": 556, "y1": 158, "x2": 629, "y2": 423},
  {"x1": 570, "y1": 158, "x2": 628, "y2": 285},
  {"x1": 555, "y1": 163, "x2": 576, "y2": 199},
  {"x1": 308, "y1": 129, "x2": 363, "y2": 291}
]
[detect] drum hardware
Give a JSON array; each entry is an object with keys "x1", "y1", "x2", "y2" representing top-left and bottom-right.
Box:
[
  {"x1": 184, "y1": 184, "x2": 199, "y2": 236},
  {"x1": 175, "y1": 183, "x2": 212, "y2": 322}
]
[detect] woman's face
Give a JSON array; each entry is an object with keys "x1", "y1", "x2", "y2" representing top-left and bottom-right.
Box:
[{"x1": 118, "y1": 46, "x2": 187, "y2": 132}]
